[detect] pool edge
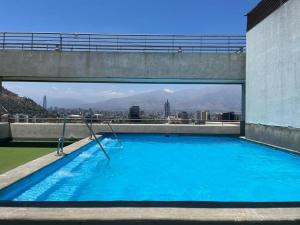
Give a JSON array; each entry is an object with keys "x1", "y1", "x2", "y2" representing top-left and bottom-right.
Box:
[
  {"x1": 240, "y1": 137, "x2": 300, "y2": 156},
  {"x1": 0, "y1": 136, "x2": 100, "y2": 192},
  {"x1": 1, "y1": 206, "x2": 300, "y2": 223}
]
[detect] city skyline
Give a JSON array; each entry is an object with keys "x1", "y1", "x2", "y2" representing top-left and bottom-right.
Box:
[
  {"x1": 4, "y1": 83, "x2": 241, "y2": 111},
  {"x1": 1, "y1": 84, "x2": 242, "y2": 118}
]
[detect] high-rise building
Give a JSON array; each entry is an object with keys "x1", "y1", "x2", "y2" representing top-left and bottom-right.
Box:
[
  {"x1": 195, "y1": 111, "x2": 210, "y2": 124},
  {"x1": 222, "y1": 112, "x2": 236, "y2": 121},
  {"x1": 128, "y1": 106, "x2": 141, "y2": 122},
  {"x1": 43, "y1": 95, "x2": 47, "y2": 109},
  {"x1": 164, "y1": 99, "x2": 171, "y2": 118},
  {"x1": 195, "y1": 111, "x2": 210, "y2": 121}
]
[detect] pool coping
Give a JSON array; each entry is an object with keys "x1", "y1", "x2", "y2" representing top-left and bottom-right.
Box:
[
  {"x1": 240, "y1": 137, "x2": 300, "y2": 156},
  {"x1": 1, "y1": 135, "x2": 300, "y2": 222},
  {"x1": 0, "y1": 206, "x2": 300, "y2": 222}
]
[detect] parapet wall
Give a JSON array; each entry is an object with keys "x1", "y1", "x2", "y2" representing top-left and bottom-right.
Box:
[
  {"x1": 0, "y1": 123, "x2": 10, "y2": 142},
  {"x1": 9, "y1": 123, "x2": 240, "y2": 141},
  {"x1": 246, "y1": 123, "x2": 300, "y2": 152}
]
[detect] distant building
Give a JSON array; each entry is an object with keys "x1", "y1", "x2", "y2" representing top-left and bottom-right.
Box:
[
  {"x1": 178, "y1": 111, "x2": 189, "y2": 124},
  {"x1": 164, "y1": 100, "x2": 171, "y2": 118},
  {"x1": 167, "y1": 116, "x2": 180, "y2": 124},
  {"x1": 129, "y1": 106, "x2": 141, "y2": 122},
  {"x1": 195, "y1": 111, "x2": 210, "y2": 121},
  {"x1": 195, "y1": 111, "x2": 210, "y2": 124},
  {"x1": 212, "y1": 113, "x2": 223, "y2": 121},
  {"x1": 222, "y1": 112, "x2": 236, "y2": 121},
  {"x1": 234, "y1": 113, "x2": 241, "y2": 121},
  {"x1": 43, "y1": 95, "x2": 47, "y2": 109}
]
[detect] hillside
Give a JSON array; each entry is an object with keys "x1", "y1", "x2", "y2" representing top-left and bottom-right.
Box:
[{"x1": 0, "y1": 88, "x2": 48, "y2": 116}]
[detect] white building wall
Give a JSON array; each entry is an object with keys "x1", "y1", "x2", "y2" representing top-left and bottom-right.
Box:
[{"x1": 246, "y1": 0, "x2": 300, "y2": 128}]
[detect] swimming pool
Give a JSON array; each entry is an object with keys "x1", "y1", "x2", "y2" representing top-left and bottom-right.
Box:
[{"x1": 1, "y1": 134, "x2": 300, "y2": 203}]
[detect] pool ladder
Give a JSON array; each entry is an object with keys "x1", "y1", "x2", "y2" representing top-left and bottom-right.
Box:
[
  {"x1": 106, "y1": 121, "x2": 123, "y2": 147},
  {"x1": 88, "y1": 118, "x2": 122, "y2": 147},
  {"x1": 56, "y1": 116, "x2": 67, "y2": 155},
  {"x1": 85, "y1": 120, "x2": 110, "y2": 160},
  {"x1": 57, "y1": 117, "x2": 122, "y2": 160}
]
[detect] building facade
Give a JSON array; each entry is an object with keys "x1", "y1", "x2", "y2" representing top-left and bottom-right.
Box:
[{"x1": 246, "y1": 0, "x2": 300, "y2": 151}]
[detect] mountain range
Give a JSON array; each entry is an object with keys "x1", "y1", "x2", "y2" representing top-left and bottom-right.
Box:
[{"x1": 49, "y1": 86, "x2": 241, "y2": 112}]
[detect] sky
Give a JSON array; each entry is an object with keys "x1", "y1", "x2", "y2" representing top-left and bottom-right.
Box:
[{"x1": 1, "y1": 0, "x2": 259, "y2": 106}]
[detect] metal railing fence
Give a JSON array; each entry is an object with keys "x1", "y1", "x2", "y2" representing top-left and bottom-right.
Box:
[
  {"x1": 0, "y1": 32, "x2": 246, "y2": 53},
  {"x1": 1, "y1": 116, "x2": 240, "y2": 126}
]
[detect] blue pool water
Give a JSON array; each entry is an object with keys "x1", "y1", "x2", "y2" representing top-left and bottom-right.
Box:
[{"x1": 1, "y1": 134, "x2": 300, "y2": 202}]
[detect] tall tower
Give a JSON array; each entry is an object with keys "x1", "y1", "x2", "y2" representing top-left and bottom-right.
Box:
[
  {"x1": 129, "y1": 106, "x2": 141, "y2": 122},
  {"x1": 164, "y1": 99, "x2": 170, "y2": 118},
  {"x1": 43, "y1": 95, "x2": 47, "y2": 109}
]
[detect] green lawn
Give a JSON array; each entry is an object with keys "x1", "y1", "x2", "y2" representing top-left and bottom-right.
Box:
[{"x1": 0, "y1": 142, "x2": 71, "y2": 174}]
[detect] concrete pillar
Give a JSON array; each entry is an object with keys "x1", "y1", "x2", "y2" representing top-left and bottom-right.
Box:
[
  {"x1": 0, "y1": 80, "x2": 2, "y2": 120},
  {"x1": 14, "y1": 114, "x2": 19, "y2": 123},
  {"x1": 240, "y1": 83, "x2": 246, "y2": 136},
  {"x1": 25, "y1": 115, "x2": 29, "y2": 123}
]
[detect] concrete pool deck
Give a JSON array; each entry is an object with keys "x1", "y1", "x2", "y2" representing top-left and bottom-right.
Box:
[
  {"x1": 1, "y1": 136, "x2": 300, "y2": 224},
  {"x1": 0, "y1": 207, "x2": 300, "y2": 224}
]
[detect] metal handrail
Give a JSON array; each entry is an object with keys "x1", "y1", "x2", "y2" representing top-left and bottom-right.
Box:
[
  {"x1": 0, "y1": 32, "x2": 246, "y2": 53},
  {"x1": 1, "y1": 116, "x2": 241, "y2": 125},
  {"x1": 85, "y1": 120, "x2": 110, "y2": 160},
  {"x1": 56, "y1": 115, "x2": 67, "y2": 155},
  {"x1": 105, "y1": 121, "x2": 122, "y2": 147}
]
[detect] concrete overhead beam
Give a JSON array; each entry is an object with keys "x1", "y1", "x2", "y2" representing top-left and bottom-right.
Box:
[{"x1": 0, "y1": 51, "x2": 245, "y2": 84}]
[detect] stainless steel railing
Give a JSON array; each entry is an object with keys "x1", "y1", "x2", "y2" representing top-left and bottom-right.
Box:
[
  {"x1": 85, "y1": 119, "x2": 110, "y2": 160},
  {"x1": 0, "y1": 116, "x2": 240, "y2": 126},
  {"x1": 0, "y1": 32, "x2": 246, "y2": 53},
  {"x1": 106, "y1": 121, "x2": 123, "y2": 146},
  {"x1": 56, "y1": 116, "x2": 67, "y2": 155}
]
